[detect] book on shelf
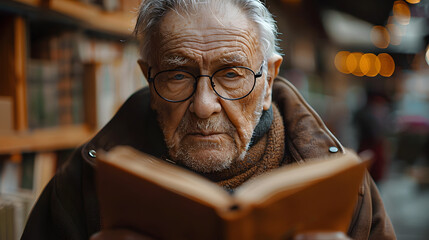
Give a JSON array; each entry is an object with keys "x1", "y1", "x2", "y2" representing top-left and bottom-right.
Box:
[
  {"x1": 79, "y1": 39, "x2": 144, "y2": 129},
  {"x1": 0, "y1": 152, "x2": 56, "y2": 197},
  {"x1": 0, "y1": 155, "x2": 38, "y2": 240},
  {"x1": 33, "y1": 152, "x2": 57, "y2": 197},
  {"x1": 27, "y1": 27, "x2": 144, "y2": 130},
  {"x1": 28, "y1": 31, "x2": 85, "y2": 128},
  {"x1": 96, "y1": 146, "x2": 368, "y2": 240},
  {"x1": 0, "y1": 200, "x2": 14, "y2": 240},
  {"x1": 50, "y1": 32, "x2": 84, "y2": 126},
  {"x1": 95, "y1": 62, "x2": 116, "y2": 129},
  {"x1": 0, "y1": 97, "x2": 13, "y2": 134},
  {"x1": 27, "y1": 60, "x2": 60, "y2": 129},
  {"x1": 0, "y1": 159, "x2": 21, "y2": 194},
  {"x1": 0, "y1": 192, "x2": 34, "y2": 240},
  {"x1": 20, "y1": 153, "x2": 36, "y2": 191}
]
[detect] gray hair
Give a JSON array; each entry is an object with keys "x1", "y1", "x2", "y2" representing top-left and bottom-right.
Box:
[{"x1": 133, "y1": 0, "x2": 281, "y2": 62}]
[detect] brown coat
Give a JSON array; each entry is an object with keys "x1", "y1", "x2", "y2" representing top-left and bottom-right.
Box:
[{"x1": 21, "y1": 77, "x2": 396, "y2": 239}]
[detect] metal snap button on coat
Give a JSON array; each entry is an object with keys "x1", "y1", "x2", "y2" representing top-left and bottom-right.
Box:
[
  {"x1": 88, "y1": 150, "x2": 97, "y2": 158},
  {"x1": 329, "y1": 146, "x2": 339, "y2": 153}
]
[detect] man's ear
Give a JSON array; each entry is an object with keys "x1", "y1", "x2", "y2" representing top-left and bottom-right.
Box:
[
  {"x1": 137, "y1": 59, "x2": 150, "y2": 84},
  {"x1": 263, "y1": 54, "x2": 283, "y2": 110}
]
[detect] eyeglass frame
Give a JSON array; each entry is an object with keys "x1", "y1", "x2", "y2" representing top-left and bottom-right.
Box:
[{"x1": 147, "y1": 61, "x2": 265, "y2": 103}]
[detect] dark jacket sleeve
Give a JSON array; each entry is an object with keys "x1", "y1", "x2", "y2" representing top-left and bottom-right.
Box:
[
  {"x1": 348, "y1": 172, "x2": 396, "y2": 240},
  {"x1": 21, "y1": 146, "x2": 99, "y2": 240}
]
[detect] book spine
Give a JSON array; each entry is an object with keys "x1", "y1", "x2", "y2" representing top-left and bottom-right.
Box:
[
  {"x1": 0, "y1": 97, "x2": 13, "y2": 134},
  {"x1": 220, "y1": 206, "x2": 255, "y2": 240},
  {"x1": 56, "y1": 32, "x2": 73, "y2": 126},
  {"x1": 33, "y1": 152, "x2": 57, "y2": 197},
  {"x1": 26, "y1": 60, "x2": 45, "y2": 129}
]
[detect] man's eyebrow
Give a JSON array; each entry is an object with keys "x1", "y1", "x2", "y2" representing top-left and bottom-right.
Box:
[
  {"x1": 161, "y1": 55, "x2": 196, "y2": 68},
  {"x1": 160, "y1": 53, "x2": 249, "y2": 68},
  {"x1": 218, "y1": 53, "x2": 249, "y2": 65}
]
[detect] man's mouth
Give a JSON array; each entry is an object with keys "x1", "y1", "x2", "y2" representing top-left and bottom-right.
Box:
[
  {"x1": 189, "y1": 130, "x2": 222, "y2": 136},
  {"x1": 184, "y1": 131, "x2": 228, "y2": 142}
]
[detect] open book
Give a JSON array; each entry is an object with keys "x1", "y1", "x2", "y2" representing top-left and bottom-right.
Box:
[{"x1": 96, "y1": 146, "x2": 368, "y2": 240}]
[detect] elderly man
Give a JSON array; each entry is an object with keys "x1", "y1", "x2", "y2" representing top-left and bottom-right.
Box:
[{"x1": 22, "y1": 0, "x2": 395, "y2": 239}]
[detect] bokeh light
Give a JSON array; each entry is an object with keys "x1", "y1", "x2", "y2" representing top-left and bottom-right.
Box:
[
  {"x1": 393, "y1": 0, "x2": 411, "y2": 25},
  {"x1": 347, "y1": 52, "x2": 364, "y2": 76},
  {"x1": 335, "y1": 52, "x2": 395, "y2": 77},
  {"x1": 371, "y1": 26, "x2": 390, "y2": 49},
  {"x1": 406, "y1": 0, "x2": 420, "y2": 4},
  {"x1": 378, "y1": 53, "x2": 395, "y2": 77},
  {"x1": 334, "y1": 51, "x2": 351, "y2": 74},
  {"x1": 360, "y1": 53, "x2": 381, "y2": 77}
]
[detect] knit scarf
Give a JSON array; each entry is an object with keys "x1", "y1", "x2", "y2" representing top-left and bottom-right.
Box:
[{"x1": 201, "y1": 105, "x2": 285, "y2": 191}]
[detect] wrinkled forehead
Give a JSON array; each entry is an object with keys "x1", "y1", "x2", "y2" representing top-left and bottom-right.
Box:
[{"x1": 150, "y1": 2, "x2": 262, "y2": 67}]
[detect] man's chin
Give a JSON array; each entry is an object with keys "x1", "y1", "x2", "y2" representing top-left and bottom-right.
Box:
[{"x1": 171, "y1": 147, "x2": 237, "y2": 173}]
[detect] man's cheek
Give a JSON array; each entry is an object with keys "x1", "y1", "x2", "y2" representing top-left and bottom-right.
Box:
[
  {"x1": 227, "y1": 110, "x2": 255, "y2": 142},
  {"x1": 157, "y1": 102, "x2": 189, "y2": 127}
]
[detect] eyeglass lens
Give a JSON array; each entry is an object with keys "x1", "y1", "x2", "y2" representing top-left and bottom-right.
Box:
[{"x1": 153, "y1": 67, "x2": 255, "y2": 101}]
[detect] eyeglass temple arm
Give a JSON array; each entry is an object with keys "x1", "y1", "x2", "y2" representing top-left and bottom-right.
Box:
[
  {"x1": 147, "y1": 67, "x2": 154, "y2": 82},
  {"x1": 255, "y1": 61, "x2": 265, "y2": 78}
]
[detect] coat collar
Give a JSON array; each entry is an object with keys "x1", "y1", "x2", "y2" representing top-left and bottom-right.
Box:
[
  {"x1": 272, "y1": 76, "x2": 344, "y2": 162},
  {"x1": 82, "y1": 76, "x2": 343, "y2": 165}
]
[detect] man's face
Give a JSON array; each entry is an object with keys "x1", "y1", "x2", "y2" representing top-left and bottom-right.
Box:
[{"x1": 146, "y1": 4, "x2": 275, "y2": 173}]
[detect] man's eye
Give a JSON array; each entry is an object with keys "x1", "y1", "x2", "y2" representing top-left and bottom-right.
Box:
[
  {"x1": 225, "y1": 72, "x2": 238, "y2": 78},
  {"x1": 174, "y1": 74, "x2": 185, "y2": 80}
]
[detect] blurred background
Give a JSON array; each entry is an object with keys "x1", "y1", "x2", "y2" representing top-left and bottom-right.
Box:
[
  {"x1": 269, "y1": 1, "x2": 429, "y2": 239},
  {"x1": 0, "y1": 0, "x2": 428, "y2": 239}
]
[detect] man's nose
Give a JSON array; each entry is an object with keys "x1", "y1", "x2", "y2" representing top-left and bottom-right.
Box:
[{"x1": 189, "y1": 77, "x2": 221, "y2": 119}]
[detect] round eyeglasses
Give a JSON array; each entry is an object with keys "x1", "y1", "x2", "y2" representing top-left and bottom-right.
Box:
[{"x1": 148, "y1": 62, "x2": 264, "y2": 102}]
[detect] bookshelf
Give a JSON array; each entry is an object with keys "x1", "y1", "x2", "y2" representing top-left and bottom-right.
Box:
[
  {"x1": 5, "y1": 0, "x2": 136, "y2": 36},
  {"x1": 0, "y1": 125, "x2": 94, "y2": 154},
  {"x1": 0, "y1": 0, "x2": 141, "y2": 154},
  {"x1": 48, "y1": 0, "x2": 136, "y2": 36},
  {"x1": 0, "y1": 15, "x2": 28, "y2": 132},
  {"x1": 0, "y1": 1, "x2": 143, "y2": 239}
]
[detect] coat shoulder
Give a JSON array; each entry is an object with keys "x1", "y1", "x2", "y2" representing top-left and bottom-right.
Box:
[{"x1": 21, "y1": 146, "x2": 98, "y2": 240}]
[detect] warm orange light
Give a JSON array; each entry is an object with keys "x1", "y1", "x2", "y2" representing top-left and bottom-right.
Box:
[
  {"x1": 335, "y1": 51, "x2": 396, "y2": 77},
  {"x1": 334, "y1": 51, "x2": 351, "y2": 74},
  {"x1": 406, "y1": 0, "x2": 420, "y2": 4},
  {"x1": 347, "y1": 52, "x2": 364, "y2": 76},
  {"x1": 360, "y1": 53, "x2": 381, "y2": 77},
  {"x1": 371, "y1": 26, "x2": 390, "y2": 49},
  {"x1": 378, "y1": 53, "x2": 395, "y2": 77},
  {"x1": 393, "y1": 0, "x2": 411, "y2": 25}
]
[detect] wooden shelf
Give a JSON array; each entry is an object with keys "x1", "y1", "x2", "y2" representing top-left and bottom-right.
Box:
[
  {"x1": 0, "y1": 1, "x2": 136, "y2": 155},
  {"x1": 49, "y1": 0, "x2": 136, "y2": 36},
  {"x1": 13, "y1": 0, "x2": 136, "y2": 36},
  {"x1": 0, "y1": 125, "x2": 96, "y2": 154}
]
